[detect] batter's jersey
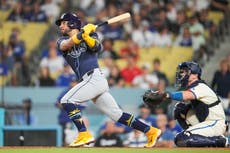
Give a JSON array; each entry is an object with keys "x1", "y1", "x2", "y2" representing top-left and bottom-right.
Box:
[
  {"x1": 57, "y1": 33, "x2": 102, "y2": 80},
  {"x1": 189, "y1": 81, "x2": 226, "y2": 121}
]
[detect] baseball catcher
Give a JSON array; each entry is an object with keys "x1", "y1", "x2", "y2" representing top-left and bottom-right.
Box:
[{"x1": 143, "y1": 61, "x2": 229, "y2": 147}]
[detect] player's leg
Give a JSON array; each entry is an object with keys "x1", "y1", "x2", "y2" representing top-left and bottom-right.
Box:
[
  {"x1": 174, "y1": 120, "x2": 228, "y2": 147},
  {"x1": 60, "y1": 101, "x2": 94, "y2": 147},
  {"x1": 60, "y1": 69, "x2": 109, "y2": 147},
  {"x1": 94, "y1": 92, "x2": 161, "y2": 147}
]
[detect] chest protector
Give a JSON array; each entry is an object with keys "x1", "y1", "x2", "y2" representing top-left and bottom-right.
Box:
[{"x1": 188, "y1": 80, "x2": 220, "y2": 122}]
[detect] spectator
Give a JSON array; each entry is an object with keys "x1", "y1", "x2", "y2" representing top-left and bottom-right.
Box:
[
  {"x1": 170, "y1": 10, "x2": 188, "y2": 35},
  {"x1": 210, "y1": 0, "x2": 229, "y2": 13},
  {"x1": 95, "y1": 120, "x2": 123, "y2": 147},
  {"x1": 121, "y1": 54, "x2": 142, "y2": 85},
  {"x1": 108, "y1": 64, "x2": 125, "y2": 88},
  {"x1": 155, "y1": 114, "x2": 174, "y2": 148},
  {"x1": 187, "y1": 0, "x2": 211, "y2": 13},
  {"x1": 166, "y1": 1, "x2": 177, "y2": 23},
  {"x1": 0, "y1": 63, "x2": 8, "y2": 77},
  {"x1": 22, "y1": 4, "x2": 32, "y2": 22},
  {"x1": 11, "y1": 55, "x2": 31, "y2": 86},
  {"x1": 100, "y1": 55, "x2": 114, "y2": 78},
  {"x1": 1, "y1": 45, "x2": 15, "y2": 72},
  {"x1": 199, "y1": 9, "x2": 216, "y2": 35},
  {"x1": 174, "y1": 26, "x2": 193, "y2": 47},
  {"x1": 40, "y1": 0, "x2": 60, "y2": 23},
  {"x1": 79, "y1": 0, "x2": 105, "y2": 17},
  {"x1": 8, "y1": 28, "x2": 25, "y2": 62},
  {"x1": 0, "y1": 0, "x2": 11, "y2": 11},
  {"x1": 211, "y1": 58, "x2": 230, "y2": 98},
  {"x1": 38, "y1": 67, "x2": 55, "y2": 86},
  {"x1": 7, "y1": 3, "x2": 24, "y2": 22},
  {"x1": 102, "y1": 23, "x2": 123, "y2": 40},
  {"x1": 41, "y1": 38, "x2": 60, "y2": 58},
  {"x1": 152, "y1": 58, "x2": 169, "y2": 86},
  {"x1": 120, "y1": 35, "x2": 139, "y2": 60},
  {"x1": 168, "y1": 118, "x2": 183, "y2": 137},
  {"x1": 31, "y1": 2, "x2": 48, "y2": 22},
  {"x1": 132, "y1": 64, "x2": 159, "y2": 89},
  {"x1": 56, "y1": 63, "x2": 75, "y2": 87},
  {"x1": 12, "y1": 98, "x2": 36, "y2": 125},
  {"x1": 152, "y1": 25, "x2": 172, "y2": 47},
  {"x1": 189, "y1": 15, "x2": 205, "y2": 51},
  {"x1": 123, "y1": 129, "x2": 147, "y2": 147},
  {"x1": 98, "y1": 38, "x2": 119, "y2": 60},
  {"x1": 132, "y1": 20, "x2": 155, "y2": 48},
  {"x1": 40, "y1": 47, "x2": 64, "y2": 78},
  {"x1": 137, "y1": 104, "x2": 156, "y2": 127},
  {"x1": 151, "y1": 8, "x2": 172, "y2": 33}
]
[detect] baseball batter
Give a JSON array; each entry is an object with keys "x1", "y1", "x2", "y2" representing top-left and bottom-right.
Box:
[
  {"x1": 55, "y1": 12, "x2": 161, "y2": 147},
  {"x1": 143, "y1": 62, "x2": 228, "y2": 147}
]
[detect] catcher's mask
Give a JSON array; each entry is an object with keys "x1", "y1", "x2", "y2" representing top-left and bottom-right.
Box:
[
  {"x1": 175, "y1": 62, "x2": 202, "y2": 88},
  {"x1": 55, "y1": 12, "x2": 81, "y2": 30}
]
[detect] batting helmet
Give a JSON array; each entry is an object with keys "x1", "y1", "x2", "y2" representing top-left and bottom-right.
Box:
[
  {"x1": 55, "y1": 13, "x2": 81, "y2": 30},
  {"x1": 176, "y1": 61, "x2": 202, "y2": 87}
]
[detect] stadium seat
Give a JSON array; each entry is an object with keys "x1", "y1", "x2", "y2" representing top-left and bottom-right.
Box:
[
  {"x1": 1, "y1": 22, "x2": 49, "y2": 55},
  {"x1": 115, "y1": 59, "x2": 127, "y2": 70},
  {"x1": 208, "y1": 11, "x2": 224, "y2": 26},
  {"x1": 113, "y1": 40, "x2": 125, "y2": 53}
]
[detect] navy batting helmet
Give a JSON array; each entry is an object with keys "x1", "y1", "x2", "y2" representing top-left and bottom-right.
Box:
[
  {"x1": 55, "y1": 13, "x2": 81, "y2": 30},
  {"x1": 176, "y1": 62, "x2": 202, "y2": 87}
]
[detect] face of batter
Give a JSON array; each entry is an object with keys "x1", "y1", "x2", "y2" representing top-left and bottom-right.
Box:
[{"x1": 59, "y1": 21, "x2": 72, "y2": 35}]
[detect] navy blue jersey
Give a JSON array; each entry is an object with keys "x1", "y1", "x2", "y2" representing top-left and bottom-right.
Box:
[{"x1": 57, "y1": 33, "x2": 102, "y2": 80}]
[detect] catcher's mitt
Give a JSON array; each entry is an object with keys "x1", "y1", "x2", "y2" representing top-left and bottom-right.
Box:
[{"x1": 142, "y1": 90, "x2": 167, "y2": 107}]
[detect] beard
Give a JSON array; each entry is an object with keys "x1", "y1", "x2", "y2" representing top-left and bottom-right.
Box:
[{"x1": 61, "y1": 28, "x2": 72, "y2": 36}]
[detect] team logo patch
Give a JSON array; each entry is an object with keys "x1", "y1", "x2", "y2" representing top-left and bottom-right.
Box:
[{"x1": 67, "y1": 43, "x2": 87, "y2": 58}]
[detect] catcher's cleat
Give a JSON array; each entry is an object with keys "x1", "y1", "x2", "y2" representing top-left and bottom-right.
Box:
[
  {"x1": 69, "y1": 131, "x2": 95, "y2": 147},
  {"x1": 144, "y1": 126, "x2": 162, "y2": 148}
]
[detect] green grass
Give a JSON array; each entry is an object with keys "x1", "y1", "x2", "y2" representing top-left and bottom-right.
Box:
[{"x1": 0, "y1": 147, "x2": 229, "y2": 153}]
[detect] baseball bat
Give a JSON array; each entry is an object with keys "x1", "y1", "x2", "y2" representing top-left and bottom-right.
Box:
[{"x1": 96, "y1": 12, "x2": 131, "y2": 28}]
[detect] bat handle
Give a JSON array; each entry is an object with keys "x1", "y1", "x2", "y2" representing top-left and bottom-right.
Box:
[
  {"x1": 96, "y1": 21, "x2": 108, "y2": 28},
  {"x1": 79, "y1": 21, "x2": 108, "y2": 34}
]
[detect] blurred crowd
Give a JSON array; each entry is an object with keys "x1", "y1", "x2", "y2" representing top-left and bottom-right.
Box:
[
  {"x1": 1, "y1": 0, "x2": 230, "y2": 147},
  {"x1": 0, "y1": 0, "x2": 229, "y2": 89}
]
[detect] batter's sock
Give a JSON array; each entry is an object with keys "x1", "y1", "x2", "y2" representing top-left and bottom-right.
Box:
[
  {"x1": 118, "y1": 112, "x2": 150, "y2": 133},
  {"x1": 62, "y1": 103, "x2": 87, "y2": 132}
]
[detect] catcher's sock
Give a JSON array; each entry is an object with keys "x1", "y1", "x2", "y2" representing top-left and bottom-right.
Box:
[
  {"x1": 62, "y1": 103, "x2": 87, "y2": 132},
  {"x1": 118, "y1": 112, "x2": 150, "y2": 133}
]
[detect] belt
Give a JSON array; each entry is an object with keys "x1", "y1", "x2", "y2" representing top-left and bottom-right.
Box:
[{"x1": 78, "y1": 69, "x2": 94, "y2": 82}]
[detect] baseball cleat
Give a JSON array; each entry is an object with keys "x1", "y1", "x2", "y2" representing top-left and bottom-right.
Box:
[
  {"x1": 144, "y1": 126, "x2": 162, "y2": 148},
  {"x1": 69, "y1": 131, "x2": 95, "y2": 147}
]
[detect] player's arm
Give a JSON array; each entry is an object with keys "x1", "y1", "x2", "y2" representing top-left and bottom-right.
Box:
[
  {"x1": 58, "y1": 33, "x2": 82, "y2": 51},
  {"x1": 166, "y1": 90, "x2": 195, "y2": 102}
]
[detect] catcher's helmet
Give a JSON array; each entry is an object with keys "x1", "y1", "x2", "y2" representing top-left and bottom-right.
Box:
[
  {"x1": 176, "y1": 61, "x2": 202, "y2": 87},
  {"x1": 55, "y1": 13, "x2": 81, "y2": 30}
]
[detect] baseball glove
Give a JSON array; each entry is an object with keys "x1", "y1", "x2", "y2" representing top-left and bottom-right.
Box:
[{"x1": 142, "y1": 90, "x2": 167, "y2": 107}]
